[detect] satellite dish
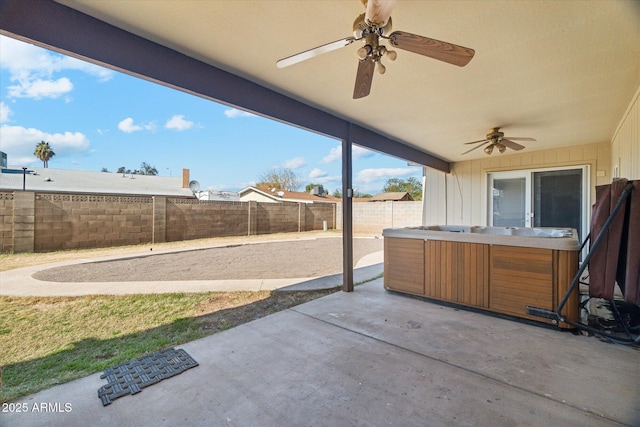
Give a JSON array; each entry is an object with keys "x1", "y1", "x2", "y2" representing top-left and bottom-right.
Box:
[
  {"x1": 277, "y1": 191, "x2": 285, "y2": 197},
  {"x1": 189, "y1": 180, "x2": 200, "y2": 192}
]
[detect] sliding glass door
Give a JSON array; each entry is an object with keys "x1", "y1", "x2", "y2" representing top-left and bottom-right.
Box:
[
  {"x1": 532, "y1": 169, "x2": 584, "y2": 239},
  {"x1": 491, "y1": 172, "x2": 528, "y2": 227},
  {"x1": 488, "y1": 166, "x2": 589, "y2": 241}
]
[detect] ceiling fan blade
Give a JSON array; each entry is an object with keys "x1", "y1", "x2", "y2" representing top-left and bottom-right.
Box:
[
  {"x1": 388, "y1": 31, "x2": 475, "y2": 67},
  {"x1": 464, "y1": 138, "x2": 490, "y2": 145},
  {"x1": 461, "y1": 141, "x2": 490, "y2": 155},
  {"x1": 504, "y1": 137, "x2": 536, "y2": 142},
  {"x1": 353, "y1": 57, "x2": 376, "y2": 99},
  {"x1": 501, "y1": 139, "x2": 526, "y2": 151},
  {"x1": 365, "y1": 0, "x2": 396, "y2": 27},
  {"x1": 276, "y1": 36, "x2": 357, "y2": 68}
]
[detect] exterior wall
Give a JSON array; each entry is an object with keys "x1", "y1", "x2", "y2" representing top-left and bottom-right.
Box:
[
  {"x1": 305, "y1": 203, "x2": 335, "y2": 231},
  {"x1": 34, "y1": 194, "x2": 153, "y2": 251},
  {"x1": 165, "y1": 199, "x2": 248, "y2": 241},
  {"x1": 13, "y1": 191, "x2": 34, "y2": 252},
  {"x1": 256, "y1": 203, "x2": 299, "y2": 234},
  {"x1": 423, "y1": 141, "x2": 611, "y2": 227},
  {"x1": 611, "y1": 86, "x2": 640, "y2": 180},
  {"x1": 0, "y1": 193, "x2": 336, "y2": 253},
  {"x1": 239, "y1": 191, "x2": 276, "y2": 203},
  {"x1": 336, "y1": 201, "x2": 423, "y2": 234},
  {"x1": 0, "y1": 192, "x2": 14, "y2": 253}
]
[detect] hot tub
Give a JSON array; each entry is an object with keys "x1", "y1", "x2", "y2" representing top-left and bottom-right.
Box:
[{"x1": 382, "y1": 225, "x2": 580, "y2": 328}]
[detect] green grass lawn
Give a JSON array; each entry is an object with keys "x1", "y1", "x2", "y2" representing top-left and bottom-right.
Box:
[{"x1": 0, "y1": 290, "x2": 336, "y2": 402}]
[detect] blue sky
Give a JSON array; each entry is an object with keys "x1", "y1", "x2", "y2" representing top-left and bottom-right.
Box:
[{"x1": 0, "y1": 35, "x2": 421, "y2": 194}]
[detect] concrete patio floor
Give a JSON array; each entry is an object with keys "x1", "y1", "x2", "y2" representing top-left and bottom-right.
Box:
[{"x1": 2, "y1": 279, "x2": 638, "y2": 426}]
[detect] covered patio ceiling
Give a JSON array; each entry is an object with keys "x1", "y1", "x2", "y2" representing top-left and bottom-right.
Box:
[{"x1": 39, "y1": 0, "x2": 640, "y2": 162}]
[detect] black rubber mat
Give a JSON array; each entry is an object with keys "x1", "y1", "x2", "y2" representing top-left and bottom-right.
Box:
[{"x1": 98, "y1": 347, "x2": 198, "y2": 406}]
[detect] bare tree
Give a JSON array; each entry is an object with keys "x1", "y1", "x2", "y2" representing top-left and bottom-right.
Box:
[{"x1": 256, "y1": 167, "x2": 300, "y2": 191}]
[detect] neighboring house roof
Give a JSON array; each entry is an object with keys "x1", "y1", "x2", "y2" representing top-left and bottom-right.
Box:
[
  {"x1": 238, "y1": 186, "x2": 339, "y2": 204},
  {"x1": 0, "y1": 166, "x2": 194, "y2": 197},
  {"x1": 196, "y1": 190, "x2": 240, "y2": 202},
  {"x1": 369, "y1": 192, "x2": 414, "y2": 202}
]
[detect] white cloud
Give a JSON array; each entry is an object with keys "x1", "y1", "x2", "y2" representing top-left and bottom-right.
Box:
[
  {"x1": 0, "y1": 36, "x2": 113, "y2": 79},
  {"x1": 118, "y1": 117, "x2": 155, "y2": 133},
  {"x1": 165, "y1": 114, "x2": 194, "y2": 131},
  {"x1": 355, "y1": 168, "x2": 414, "y2": 184},
  {"x1": 118, "y1": 118, "x2": 141, "y2": 133},
  {"x1": 7, "y1": 77, "x2": 73, "y2": 99},
  {"x1": 308, "y1": 169, "x2": 340, "y2": 185},
  {"x1": 0, "y1": 102, "x2": 11, "y2": 123},
  {"x1": 354, "y1": 146, "x2": 376, "y2": 160},
  {"x1": 283, "y1": 157, "x2": 306, "y2": 169},
  {"x1": 322, "y1": 145, "x2": 341, "y2": 164},
  {"x1": 322, "y1": 144, "x2": 375, "y2": 163},
  {"x1": 0, "y1": 36, "x2": 113, "y2": 101},
  {"x1": 309, "y1": 168, "x2": 327, "y2": 180},
  {"x1": 224, "y1": 108, "x2": 255, "y2": 118},
  {"x1": 0, "y1": 124, "x2": 90, "y2": 165}
]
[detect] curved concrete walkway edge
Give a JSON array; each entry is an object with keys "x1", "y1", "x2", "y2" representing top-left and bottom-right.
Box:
[{"x1": 0, "y1": 249, "x2": 383, "y2": 296}]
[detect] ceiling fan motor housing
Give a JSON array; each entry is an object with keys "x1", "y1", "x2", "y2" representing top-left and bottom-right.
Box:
[
  {"x1": 353, "y1": 14, "x2": 392, "y2": 38},
  {"x1": 487, "y1": 128, "x2": 504, "y2": 141}
]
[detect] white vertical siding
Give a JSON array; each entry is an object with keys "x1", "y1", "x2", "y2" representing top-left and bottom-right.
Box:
[
  {"x1": 423, "y1": 168, "x2": 446, "y2": 224},
  {"x1": 611, "y1": 86, "x2": 640, "y2": 180}
]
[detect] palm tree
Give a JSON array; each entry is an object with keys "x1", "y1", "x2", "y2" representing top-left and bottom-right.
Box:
[{"x1": 34, "y1": 141, "x2": 56, "y2": 168}]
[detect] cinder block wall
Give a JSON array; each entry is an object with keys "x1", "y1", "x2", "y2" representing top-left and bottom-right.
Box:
[
  {"x1": 336, "y1": 201, "x2": 423, "y2": 234},
  {"x1": 1, "y1": 192, "x2": 338, "y2": 253},
  {"x1": 0, "y1": 193, "x2": 15, "y2": 252},
  {"x1": 34, "y1": 194, "x2": 154, "y2": 251},
  {"x1": 305, "y1": 203, "x2": 335, "y2": 231},
  {"x1": 1, "y1": 194, "x2": 424, "y2": 253},
  {"x1": 256, "y1": 203, "x2": 299, "y2": 234},
  {"x1": 165, "y1": 199, "x2": 248, "y2": 241}
]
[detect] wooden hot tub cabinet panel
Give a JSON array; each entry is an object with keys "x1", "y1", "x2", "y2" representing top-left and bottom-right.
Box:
[
  {"x1": 424, "y1": 240, "x2": 489, "y2": 308},
  {"x1": 489, "y1": 245, "x2": 579, "y2": 325},
  {"x1": 554, "y1": 249, "x2": 580, "y2": 325},
  {"x1": 490, "y1": 245, "x2": 554, "y2": 321},
  {"x1": 384, "y1": 237, "x2": 424, "y2": 295}
]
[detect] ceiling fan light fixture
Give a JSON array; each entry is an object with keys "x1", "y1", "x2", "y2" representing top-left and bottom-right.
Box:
[
  {"x1": 357, "y1": 46, "x2": 370, "y2": 60},
  {"x1": 462, "y1": 127, "x2": 535, "y2": 156}
]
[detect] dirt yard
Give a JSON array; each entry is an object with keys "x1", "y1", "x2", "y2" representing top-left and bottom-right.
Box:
[{"x1": 33, "y1": 237, "x2": 383, "y2": 282}]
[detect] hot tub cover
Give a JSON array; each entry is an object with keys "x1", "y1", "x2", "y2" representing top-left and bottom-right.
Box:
[{"x1": 589, "y1": 179, "x2": 639, "y2": 306}]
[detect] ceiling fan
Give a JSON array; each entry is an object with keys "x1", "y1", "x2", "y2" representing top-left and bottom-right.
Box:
[
  {"x1": 462, "y1": 127, "x2": 536, "y2": 155},
  {"x1": 276, "y1": 0, "x2": 475, "y2": 99}
]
